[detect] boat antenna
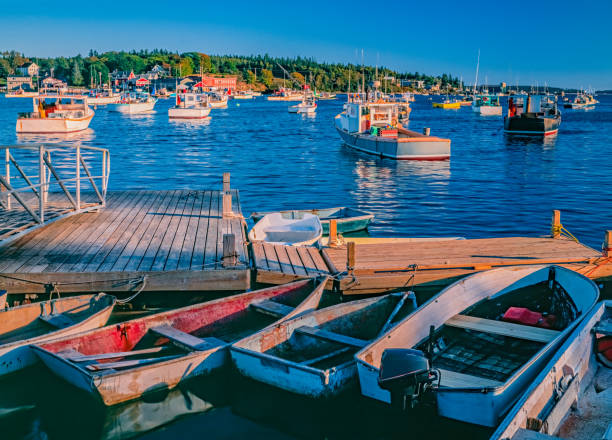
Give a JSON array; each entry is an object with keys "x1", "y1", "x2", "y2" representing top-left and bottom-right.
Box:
[
  {"x1": 473, "y1": 48, "x2": 480, "y2": 94},
  {"x1": 347, "y1": 68, "x2": 351, "y2": 102}
]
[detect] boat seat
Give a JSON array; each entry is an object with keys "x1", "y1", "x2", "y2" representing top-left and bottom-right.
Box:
[
  {"x1": 150, "y1": 325, "x2": 225, "y2": 351},
  {"x1": 250, "y1": 300, "x2": 294, "y2": 318},
  {"x1": 295, "y1": 326, "x2": 368, "y2": 348},
  {"x1": 39, "y1": 313, "x2": 75, "y2": 329},
  {"x1": 446, "y1": 314, "x2": 560, "y2": 344},
  {"x1": 437, "y1": 368, "x2": 503, "y2": 389}
]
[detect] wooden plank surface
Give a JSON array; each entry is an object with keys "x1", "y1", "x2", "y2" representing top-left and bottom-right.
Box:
[
  {"x1": 0, "y1": 189, "x2": 249, "y2": 294},
  {"x1": 438, "y1": 369, "x2": 503, "y2": 388},
  {"x1": 446, "y1": 314, "x2": 560, "y2": 343}
]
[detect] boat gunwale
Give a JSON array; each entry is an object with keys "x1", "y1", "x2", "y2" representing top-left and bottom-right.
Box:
[{"x1": 0, "y1": 293, "x2": 115, "y2": 351}]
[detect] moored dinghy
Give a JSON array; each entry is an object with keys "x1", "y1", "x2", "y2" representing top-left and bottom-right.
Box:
[
  {"x1": 251, "y1": 207, "x2": 374, "y2": 235},
  {"x1": 490, "y1": 300, "x2": 612, "y2": 440},
  {"x1": 33, "y1": 278, "x2": 327, "y2": 406},
  {"x1": 355, "y1": 265, "x2": 599, "y2": 427},
  {"x1": 0, "y1": 293, "x2": 115, "y2": 377},
  {"x1": 231, "y1": 292, "x2": 417, "y2": 398},
  {"x1": 249, "y1": 212, "x2": 323, "y2": 246}
]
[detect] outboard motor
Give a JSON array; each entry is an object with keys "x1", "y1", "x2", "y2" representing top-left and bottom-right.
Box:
[{"x1": 378, "y1": 348, "x2": 438, "y2": 410}]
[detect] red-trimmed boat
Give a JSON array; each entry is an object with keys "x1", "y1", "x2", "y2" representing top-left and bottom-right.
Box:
[
  {"x1": 33, "y1": 278, "x2": 327, "y2": 405},
  {"x1": 504, "y1": 94, "x2": 561, "y2": 136}
]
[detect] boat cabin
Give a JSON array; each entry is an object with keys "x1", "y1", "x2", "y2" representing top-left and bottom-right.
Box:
[
  {"x1": 20, "y1": 95, "x2": 90, "y2": 120},
  {"x1": 175, "y1": 92, "x2": 209, "y2": 108},
  {"x1": 473, "y1": 95, "x2": 500, "y2": 107},
  {"x1": 508, "y1": 94, "x2": 558, "y2": 117},
  {"x1": 342, "y1": 102, "x2": 400, "y2": 134}
]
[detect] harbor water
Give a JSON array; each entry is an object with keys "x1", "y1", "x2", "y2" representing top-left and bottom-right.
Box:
[{"x1": 0, "y1": 94, "x2": 611, "y2": 439}]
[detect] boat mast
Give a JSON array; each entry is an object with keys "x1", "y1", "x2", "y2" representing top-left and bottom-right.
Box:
[{"x1": 473, "y1": 49, "x2": 480, "y2": 94}]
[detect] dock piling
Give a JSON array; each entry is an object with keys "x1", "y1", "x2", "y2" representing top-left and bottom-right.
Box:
[
  {"x1": 329, "y1": 219, "x2": 338, "y2": 246},
  {"x1": 222, "y1": 172, "x2": 232, "y2": 218},
  {"x1": 347, "y1": 241, "x2": 356, "y2": 275},
  {"x1": 604, "y1": 231, "x2": 612, "y2": 257},
  {"x1": 551, "y1": 210, "x2": 561, "y2": 238},
  {"x1": 222, "y1": 233, "x2": 237, "y2": 267}
]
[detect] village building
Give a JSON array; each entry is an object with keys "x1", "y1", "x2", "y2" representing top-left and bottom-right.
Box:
[
  {"x1": 7, "y1": 76, "x2": 34, "y2": 91},
  {"x1": 16, "y1": 62, "x2": 39, "y2": 77}
]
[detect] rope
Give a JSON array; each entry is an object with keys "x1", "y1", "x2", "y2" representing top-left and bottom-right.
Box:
[
  {"x1": 552, "y1": 223, "x2": 579, "y2": 242},
  {"x1": 582, "y1": 257, "x2": 612, "y2": 278},
  {"x1": 115, "y1": 276, "x2": 147, "y2": 304}
]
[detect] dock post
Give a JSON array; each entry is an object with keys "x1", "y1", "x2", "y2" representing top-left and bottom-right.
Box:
[
  {"x1": 222, "y1": 233, "x2": 237, "y2": 267},
  {"x1": 551, "y1": 210, "x2": 561, "y2": 238},
  {"x1": 604, "y1": 231, "x2": 612, "y2": 257},
  {"x1": 423, "y1": 127, "x2": 431, "y2": 136},
  {"x1": 75, "y1": 145, "x2": 80, "y2": 209},
  {"x1": 222, "y1": 172, "x2": 232, "y2": 218},
  {"x1": 347, "y1": 241, "x2": 356, "y2": 275},
  {"x1": 4, "y1": 148, "x2": 10, "y2": 210},
  {"x1": 329, "y1": 219, "x2": 338, "y2": 247}
]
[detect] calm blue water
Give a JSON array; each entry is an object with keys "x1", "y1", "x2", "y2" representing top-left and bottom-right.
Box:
[
  {"x1": 1, "y1": 94, "x2": 611, "y2": 440},
  {"x1": 2, "y1": 94, "x2": 611, "y2": 248}
]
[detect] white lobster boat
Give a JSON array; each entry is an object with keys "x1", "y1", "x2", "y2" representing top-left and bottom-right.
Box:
[
  {"x1": 16, "y1": 95, "x2": 95, "y2": 133},
  {"x1": 168, "y1": 92, "x2": 211, "y2": 119},
  {"x1": 472, "y1": 95, "x2": 503, "y2": 115},
  {"x1": 108, "y1": 93, "x2": 157, "y2": 114},
  {"x1": 289, "y1": 96, "x2": 317, "y2": 114},
  {"x1": 335, "y1": 101, "x2": 450, "y2": 160},
  {"x1": 355, "y1": 265, "x2": 599, "y2": 427},
  {"x1": 87, "y1": 89, "x2": 120, "y2": 105},
  {"x1": 0, "y1": 294, "x2": 115, "y2": 377},
  {"x1": 207, "y1": 92, "x2": 228, "y2": 109}
]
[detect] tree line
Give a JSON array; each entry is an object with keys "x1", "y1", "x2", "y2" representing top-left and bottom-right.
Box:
[{"x1": 0, "y1": 49, "x2": 462, "y2": 91}]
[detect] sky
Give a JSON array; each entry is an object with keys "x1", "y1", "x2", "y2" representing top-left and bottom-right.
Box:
[{"x1": 2, "y1": 0, "x2": 612, "y2": 89}]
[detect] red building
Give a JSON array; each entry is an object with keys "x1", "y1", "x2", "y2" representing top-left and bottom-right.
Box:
[{"x1": 201, "y1": 75, "x2": 237, "y2": 90}]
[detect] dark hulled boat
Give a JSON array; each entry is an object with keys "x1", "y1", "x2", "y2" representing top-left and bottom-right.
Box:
[{"x1": 504, "y1": 94, "x2": 561, "y2": 136}]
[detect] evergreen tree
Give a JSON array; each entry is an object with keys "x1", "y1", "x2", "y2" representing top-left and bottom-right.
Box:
[{"x1": 71, "y1": 60, "x2": 83, "y2": 85}]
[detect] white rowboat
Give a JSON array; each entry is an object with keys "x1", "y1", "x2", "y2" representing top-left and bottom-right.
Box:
[{"x1": 248, "y1": 213, "x2": 323, "y2": 246}]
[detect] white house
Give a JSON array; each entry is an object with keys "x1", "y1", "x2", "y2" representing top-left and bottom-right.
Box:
[{"x1": 17, "y1": 62, "x2": 39, "y2": 77}]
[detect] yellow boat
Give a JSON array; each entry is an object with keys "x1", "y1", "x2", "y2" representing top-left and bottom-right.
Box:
[{"x1": 432, "y1": 101, "x2": 461, "y2": 109}]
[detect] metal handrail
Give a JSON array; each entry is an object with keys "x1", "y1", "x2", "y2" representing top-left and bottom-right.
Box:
[{"x1": 0, "y1": 143, "x2": 111, "y2": 246}]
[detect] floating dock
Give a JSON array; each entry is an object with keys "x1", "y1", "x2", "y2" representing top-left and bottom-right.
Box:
[{"x1": 0, "y1": 188, "x2": 249, "y2": 294}]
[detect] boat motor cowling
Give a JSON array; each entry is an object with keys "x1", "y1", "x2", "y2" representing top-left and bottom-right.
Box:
[{"x1": 378, "y1": 348, "x2": 438, "y2": 410}]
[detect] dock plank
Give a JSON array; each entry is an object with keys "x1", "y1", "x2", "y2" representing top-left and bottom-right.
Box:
[
  {"x1": 165, "y1": 191, "x2": 201, "y2": 271},
  {"x1": 177, "y1": 191, "x2": 207, "y2": 271},
  {"x1": 151, "y1": 191, "x2": 192, "y2": 271},
  {"x1": 203, "y1": 191, "x2": 220, "y2": 269},
  {"x1": 189, "y1": 191, "x2": 212, "y2": 271}
]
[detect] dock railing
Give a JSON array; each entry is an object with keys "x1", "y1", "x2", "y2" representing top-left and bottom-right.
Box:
[{"x1": 0, "y1": 144, "x2": 110, "y2": 246}]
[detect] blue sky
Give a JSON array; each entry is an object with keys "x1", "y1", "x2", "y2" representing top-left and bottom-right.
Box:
[{"x1": 2, "y1": 0, "x2": 611, "y2": 89}]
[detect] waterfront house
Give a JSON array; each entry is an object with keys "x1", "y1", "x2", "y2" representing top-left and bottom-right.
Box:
[
  {"x1": 16, "y1": 62, "x2": 39, "y2": 77},
  {"x1": 7, "y1": 76, "x2": 34, "y2": 91}
]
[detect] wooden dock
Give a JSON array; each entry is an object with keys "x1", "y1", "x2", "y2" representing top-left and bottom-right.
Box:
[
  {"x1": 253, "y1": 233, "x2": 612, "y2": 295},
  {"x1": 0, "y1": 189, "x2": 250, "y2": 294}
]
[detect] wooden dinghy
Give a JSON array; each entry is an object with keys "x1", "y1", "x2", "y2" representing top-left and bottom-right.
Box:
[
  {"x1": 0, "y1": 293, "x2": 115, "y2": 377},
  {"x1": 248, "y1": 212, "x2": 323, "y2": 246},
  {"x1": 355, "y1": 265, "x2": 599, "y2": 427},
  {"x1": 491, "y1": 300, "x2": 611, "y2": 440},
  {"x1": 231, "y1": 292, "x2": 417, "y2": 398},
  {"x1": 251, "y1": 207, "x2": 374, "y2": 235},
  {"x1": 33, "y1": 278, "x2": 327, "y2": 406}
]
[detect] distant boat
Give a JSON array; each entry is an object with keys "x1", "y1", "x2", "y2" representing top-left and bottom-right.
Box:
[
  {"x1": 0, "y1": 293, "x2": 115, "y2": 377},
  {"x1": 231, "y1": 292, "x2": 417, "y2": 398},
  {"x1": 289, "y1": 95, "x2": 317, "y2": 114},
  {"x1": 249, "y1": 212, "x2": 323, "y2": 246},
  {"x1": 335, "y1": 100, "x2": 450, "y2": 160},
  {"x1": 5, "y1": 88, "x2": 38, "y2": 98},
  {"x1": 33, "y1": 278, "x2": 328, "y2": 406},
  {"x1": 168, "y1": 92, "x2": 211, "y2": 119},
  {"x1": 472, "y1": 94, "x2": 502, "y2": 115},
  {"x1": 563, "y1": 91, "x2": 597, "y2": 109},
  {"x1": 108, "y1": 92, "x2": 157, "y2": 114},
  {"x1": 504, "y1": 94, "x2": 561, "y2": 136},
  {"x1": 16, "y1": 94, "x2": 95, "y2": 133},
  {"x1": 433, "y1": 97, "x2": 461, "y2": 109},
  {"x1": 356, "y1": 265, "x2": 599, "y2": 427},
  {"x1": 207, "y1": 92, "x2": 228, "y2": 108},
  {"x1": 490, "y1": 300, "x2": 611, "y2": 440},
  {"x1": 87, "y1": 89, "x2": 120, "y2": 105},
  {"x1": 251, "y1": 207, "x2": 374, "y2": 235},
  {"x1": 230, "y1": 91, "x2": 254, "y2": 100},
  {"x1": 267, "y1": 88, "x2": 304, "y2": 101}
]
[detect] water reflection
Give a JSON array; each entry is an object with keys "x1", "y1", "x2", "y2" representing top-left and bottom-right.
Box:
[
  {"x1": 504, "y1": 133, "x2": 558, "y2": 148},
  {"x1": 16, "y1": 128, "x2": 95, "y2": 143}
]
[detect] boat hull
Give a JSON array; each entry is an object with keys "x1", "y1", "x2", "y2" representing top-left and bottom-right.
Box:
[
  {"x1": 335, "y1": 121, "x2": 450, "y2": 160},
  {"x1": 108, "y1": 100, "x2": 156, "y2": 114},
  {"x1": 473, "y1": 105, "x2": 502, "y2": 115},
  {"x1": 33, "y1": 279, "x2": 326, "y2": 405},
  {"x1": 252, "y1": 207, "x2": 374, "y2": 234},
  {"x1": 208, "y1": 101, "x2": 228, "y2": 109},
  {"x1": 88, "y1": 96, "x2": 120, "y2": 105},
  {"x1": 16, "y1": 112, "x2": 94, "y2": 133},
  {"x1": 433, "y1": 102, "x2": 460, "y2": 109},
  {"x1": 504, "y1": 114, "x2": 561, "y2": 136},
  {"x1": 355, "y1": 265, "x2": 599, "y2": 427},
  {"x1": 168, "y1": 107, "x2": 211, "y2": 119},
  {"x1": 0, "y1": 294, "x2": 114, "y2": 376}
]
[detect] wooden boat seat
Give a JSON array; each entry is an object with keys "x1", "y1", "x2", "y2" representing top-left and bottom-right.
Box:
[
  {"x1": 250, "y1": 300, "x2": 293, "y2": 318},
  {"x1": 150, "y1": 325, "x2": 225, "y2": 351},
  {"x1": 438, "y1": 368, "x2": 503, "y2": 389},
  {"x1": 38, "y1": 313, "x2": 75, "y2": 329},
  {"x1": 446, "y1": 314, "x2": 560, "y2": 343},
  {"x1": 295, "y1": 326, "x2": 368, "y2": 348}
]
